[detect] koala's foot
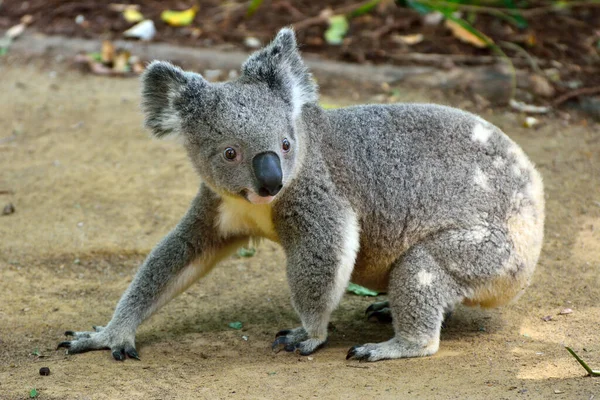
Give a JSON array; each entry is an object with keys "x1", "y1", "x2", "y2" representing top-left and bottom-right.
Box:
[
  {"x1": 57, "y1": 325, "x2": 139, "y2": 361},
  {"x1": 365, "y1": 301, "x2": 392, "y2": 323},
  {"x1": 271, "y1": 327, "x2": 327, "y2": 356},
  {"x1": 346, "y1": 337, "x2": 439, "y2": 362}
]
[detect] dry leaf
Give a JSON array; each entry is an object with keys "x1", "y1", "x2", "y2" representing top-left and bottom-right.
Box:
[
  {"x1": 123, "y1": 19, "x2": 156, "y2": 41},
  {"x1": 109, "y1": 3, "x2": 140, "y2": 12},
  {"x1": 101, "y1": 40, "x2": 115, "y2": 64},
  {"x1": 161, "y1": 6, "x2": 198, "y2": 27},
  {"x1": 6, "y1": 23, "x2": 25, "y2": 40},
  {"x1": 132, "y1": 60, "x2": 145, "y2": 74},
  {"x1": 113, "y1": 50, "x2": 130, "y2": 73},
  {"x1": 444, "y1": 19, "x2": 489, "y2": 48},
  {"x1": 123, "y1": 8, "x2": 144, "y2": 23},
  {"x1": 20, "y1": 15, "x2": 34, "y2": 25},
  {"x1": 391, "y1": 33, "x2": 423, "y2": 45}
]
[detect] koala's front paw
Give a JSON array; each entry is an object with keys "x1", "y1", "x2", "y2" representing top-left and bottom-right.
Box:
[
  {"x1": 57, "y1": 325, "x2": 139, "y2": 361},
  {"x1": 271, "y1": 327, "x2": 327, "y2": 356}
]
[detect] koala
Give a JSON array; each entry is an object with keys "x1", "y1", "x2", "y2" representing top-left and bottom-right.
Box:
[{"x1": 58, "y1": 28, "x2": 544, "y2": 362}]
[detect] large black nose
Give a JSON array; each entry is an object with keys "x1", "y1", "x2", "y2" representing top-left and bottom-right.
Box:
[{"x1": 252, "y1": 152, "x2": 283, "y2": 197}]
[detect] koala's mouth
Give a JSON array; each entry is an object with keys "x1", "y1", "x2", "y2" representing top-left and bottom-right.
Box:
[{"x1": 241, "y1": 189, "x2": 276, "y2": 205}]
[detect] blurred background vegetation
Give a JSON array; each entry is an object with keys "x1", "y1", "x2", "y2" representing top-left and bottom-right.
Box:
[{"x1": 1, "y1": 0, "x2": 599, "y2": 111}]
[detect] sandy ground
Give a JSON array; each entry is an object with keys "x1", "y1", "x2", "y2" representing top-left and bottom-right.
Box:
[{"x1": 0, "y1": 58, "x2": 599, "y2": 400}]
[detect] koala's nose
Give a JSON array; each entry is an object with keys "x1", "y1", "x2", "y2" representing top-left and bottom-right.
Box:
[{"x1": 252, "y1": 152, "x2": 283, "y2": 197}]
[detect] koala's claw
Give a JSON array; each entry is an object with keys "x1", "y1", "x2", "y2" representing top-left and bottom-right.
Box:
[
  {"x1": 58, "y1": 326, "x2": 139, "y2": 361},
  {"x1": 365, "y1": 301, "x2": 389, "y2": 315},
  {"x1": 275, "y1": 329, "x2": 292, "y2": 338},
  {"x1": 271, "y1": 327, "x2": 327, "y2": 356},
  {"x1": 346, "y1": 345, "x2": 361, "y2": 360},
  {"x1": 367, "y1": 309, "x2": 393, "y2": 323},
  {"x1": 365, "y1": 301, "x2": 392, "y2": 323},
  {"x1": 345, "y1": 344, "x2": 384, "y2": 362}
]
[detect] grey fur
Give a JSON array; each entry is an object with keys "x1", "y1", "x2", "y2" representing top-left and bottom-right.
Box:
[{"x1": 59, "y1": 28, "x2": 544, "y2": 362}]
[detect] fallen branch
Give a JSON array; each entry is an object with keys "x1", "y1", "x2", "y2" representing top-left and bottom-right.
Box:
[
  {"x1": 388, "y1": 52, "x2": 548, "y2": 68},
  {"x1": 499, "y1": 41, "x2": 543, "y2": 76},
  {"x1": 413, "y1": 0, "x2": 600, "y2": 18},
  {"x1": 553, "y1": 86, "x2": 600, "y2": 107}
]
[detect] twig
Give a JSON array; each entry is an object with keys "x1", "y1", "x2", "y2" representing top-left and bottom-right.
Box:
[
  {"x1": 293, "y1": 0, "x2": 379, "y2": 30},
  {"x1": 509, "y1": 99, "x2": 551, "y2": 114},
  {"x1": 553, "y1": 86, "x2": 600, "y2": 107},
  {"x1": 388, "y1": 52, "x2": 548, "y2": 68},
  {"x1": 565, "y1": 347, "x2": 600, "y2": 377},
  {"x1": 346, "y1": 364, "x2": 370, "y2": 369},
  {"x1": 520, "y1": 1, "x2": 600, "y2": 17},
  {"x1": 499, "y1": 41, "x2": 543, "y2": 76},
  {"x1": 413, "y1": 0, "x2": 600, "y2": 18}
]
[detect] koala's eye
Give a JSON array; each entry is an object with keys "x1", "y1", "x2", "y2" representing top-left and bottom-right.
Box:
[
  {"x1": 224, "y1": 147, "x2": 237, "y2": 161},
  {"x1": 282, "y1": 138, "x2": 291, "y2": 153}
]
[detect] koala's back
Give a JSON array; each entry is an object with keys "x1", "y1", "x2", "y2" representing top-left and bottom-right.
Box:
[{"x1": 323, "y1": 104, "x2": 544, "y2": 296}]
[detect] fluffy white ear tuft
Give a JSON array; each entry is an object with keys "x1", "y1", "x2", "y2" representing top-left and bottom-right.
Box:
[
  {"x1": 241, "y1": 28, "x2": 318, "y2": 120},
  {"x1": 141, "y1": 61, "x2": 206, "y2": 138}
]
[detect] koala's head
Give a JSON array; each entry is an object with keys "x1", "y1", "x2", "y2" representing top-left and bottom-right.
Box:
[{"x1": 141, "y1": 28, "x2": 318, "y2": 205}]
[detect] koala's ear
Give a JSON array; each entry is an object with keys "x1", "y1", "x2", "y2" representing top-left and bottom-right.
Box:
[
  {"x1": 141, "y1": 61, "x2": 207, "y2": 138},
  {"x1": 242, "y1": 28, "x2": 318, "y2": 119}
]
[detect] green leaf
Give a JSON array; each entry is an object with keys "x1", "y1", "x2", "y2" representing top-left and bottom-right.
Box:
[
  {"x1": 324, "y1": 15, "x2": 349, "y2": 45},
  {"x1": 401, "y1": 0, "x2": 433, "y2": 15},
  {"x1": 444, "y1": 11, "x2": 494, "y2": 49},
  {"x1": 30, "y1": 389, "x2": 38, "y2": 398},
  {"x1": 228, "y1": 321, "x2": 243, "y2": 330},
  {"x1": 237, "y1": 247, "x2": 256, "y2": 257},
  {"x1": 88, "y1": 52, "x2": 103, "y2": 62},
  {"x1": 347, "y1": 283, "x2": 378, "y2": 297},
  {"x1": 502, "y1": 0, "x2": 528, "y2": 28},
  {"x1": 247, "y1": 0, "x2": 264, "y2": 17},
  {"x1": 31, "y1": 348, "x2": 40, "y2": 356},
  {"x1": 349, "y1": 0, "x2": 382, "y2": 17}
]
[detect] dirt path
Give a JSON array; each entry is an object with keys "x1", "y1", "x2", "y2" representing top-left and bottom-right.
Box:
[{"x1": 0, "y1": 59, "x2": 599, "y2": 400}]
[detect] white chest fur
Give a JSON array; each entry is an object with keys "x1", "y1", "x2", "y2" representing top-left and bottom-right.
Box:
[{"x1": 216, "y1": 196, "x2": 279, "y2": 242}]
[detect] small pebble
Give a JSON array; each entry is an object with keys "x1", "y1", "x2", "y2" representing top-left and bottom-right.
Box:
[
  {"x1": 554, "y1": 389, "x2": 563, "y2": 394},
  {"x1": 523, "y1": 116, "x2": 539, "y2": 128},
  {"x1": 559, "y1": 308, "x2": 573, "y2": 315},
  {"x1": 2, "y1": 203, "x2": 15, "y2": 215},
  {"x1": 244, "y1": 37, "x2": 261, "y2": 49},
  {"x1": 39, "y1": 367, "x2": 50, "y2": 376},
  {"x1": 541, "y1": 315, "x2": 553, "y2": 322}
]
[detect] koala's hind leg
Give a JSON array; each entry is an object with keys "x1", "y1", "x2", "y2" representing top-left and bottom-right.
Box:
[
  {"x1": 347, "y1": 244, "x2": 464, "y2": 361},
  {"x1": 348, "y1": 226, "x2": 517, "y2": 361}
]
